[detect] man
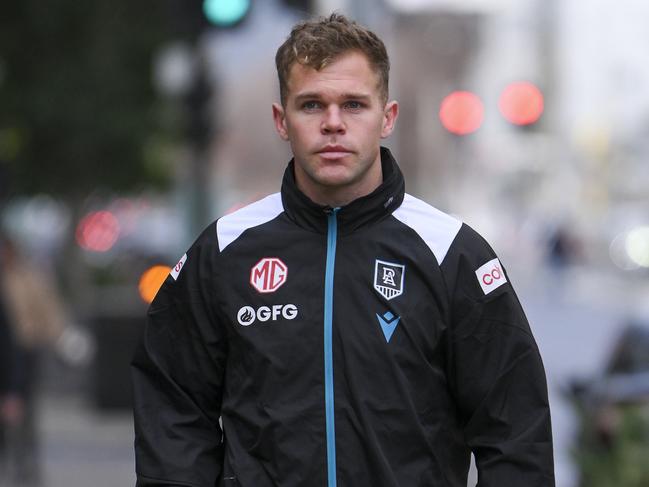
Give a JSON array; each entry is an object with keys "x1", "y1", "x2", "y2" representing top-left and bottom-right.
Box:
[{"x1": 132, "y1": 13, "x2": 555, "y2": 487}]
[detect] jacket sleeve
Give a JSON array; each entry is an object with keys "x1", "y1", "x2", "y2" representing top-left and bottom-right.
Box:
[
  {"x1": 441, "y1": 224, "x2": 555, "y2": 487},
  {"x1": 131, "y1": 223, "x2": 227, "y2": 487}
]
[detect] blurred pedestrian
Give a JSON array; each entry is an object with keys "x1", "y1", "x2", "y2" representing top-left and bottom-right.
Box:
[
  {"x1": 0, "y1": 233, "x2": 68, "y2": 486},
  {"x1": 547, "y1": 225, "x2": 581, "y2": 269},
  {"x1": 133, "y1": 13, "x2": 555, "y2": 487}
]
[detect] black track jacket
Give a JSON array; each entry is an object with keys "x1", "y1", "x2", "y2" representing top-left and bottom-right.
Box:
[{"x1": 132, "y1": 148, "x2": 555, "y2": 487}]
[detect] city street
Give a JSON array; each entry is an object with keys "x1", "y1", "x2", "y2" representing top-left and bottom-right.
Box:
[
  {"x1": 38, "y1": 395, "x2": 135, "y2": 487},
  {"x1": 4, "y1": 1, "x2": 649, "y2": 486}
]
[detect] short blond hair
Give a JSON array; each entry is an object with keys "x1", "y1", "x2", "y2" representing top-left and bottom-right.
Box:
[{"x1": 275, "y1": 13, "x2": 390, "y2": 105}]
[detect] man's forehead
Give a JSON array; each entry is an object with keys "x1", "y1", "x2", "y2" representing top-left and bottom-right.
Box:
[{"x1": 285, "y1": 52, "x2": 381, "y2": 98}]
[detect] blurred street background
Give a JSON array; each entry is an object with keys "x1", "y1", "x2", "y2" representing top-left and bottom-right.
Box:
[{"x1": 2, "y1": 0, "x2": 649, "y2": 486}]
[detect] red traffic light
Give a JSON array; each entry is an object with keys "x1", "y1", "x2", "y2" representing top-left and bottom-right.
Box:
[
  {"x1": 439, "y1": 91, "x2": 484, "y2": 136},
  {"x1": 498, "y1": 81, "x2": 544, "y2": 126},
  {"x1": 76, "y1": 210, "x2": 120, "y2": 252}
]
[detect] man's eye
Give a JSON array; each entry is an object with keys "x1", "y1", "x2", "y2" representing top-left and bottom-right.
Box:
[
  {"x1": 345, "y1": 101, "x2": 363, "y2": 110},
  {"x1": 302, "y1": 101, "x2": 321, "y2": 110}
]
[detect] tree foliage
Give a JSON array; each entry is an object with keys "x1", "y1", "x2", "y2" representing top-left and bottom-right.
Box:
[
  {"x1": 573, "y1": 403, "x2": 649, "y2": 487},
  {"x1": 0, "y1": 0, "x2": 174, "y2": 199}
]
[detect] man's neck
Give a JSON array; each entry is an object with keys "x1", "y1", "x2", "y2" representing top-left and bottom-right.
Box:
[{"x1": 296, "y1": 175, "x2": 383, "y2": 208}]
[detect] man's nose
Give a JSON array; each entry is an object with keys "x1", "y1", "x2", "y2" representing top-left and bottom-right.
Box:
[{"x1": 321, "y1": 106, "x2": 346, "y2": 134}]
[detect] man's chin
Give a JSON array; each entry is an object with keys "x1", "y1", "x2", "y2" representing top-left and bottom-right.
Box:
[{"x1": 311, "y1": 164, "x2": 356, "y2": 184}]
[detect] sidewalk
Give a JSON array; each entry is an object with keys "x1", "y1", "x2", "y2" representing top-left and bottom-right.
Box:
[{"x1": 39, "y1": 394, "x2": 135, "y2": 487}]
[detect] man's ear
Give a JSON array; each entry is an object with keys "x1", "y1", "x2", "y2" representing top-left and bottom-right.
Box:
[
  {"x1": 380, "y1": 100, "x2": 399, "y2": 139},
  {"x1": 272, "y1": 103, "x2": 289, "y2": 141}
]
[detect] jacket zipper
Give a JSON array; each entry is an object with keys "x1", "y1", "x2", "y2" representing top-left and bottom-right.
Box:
[{"x1": 324, "y1": 208, "x2": 339, "y2": 487}]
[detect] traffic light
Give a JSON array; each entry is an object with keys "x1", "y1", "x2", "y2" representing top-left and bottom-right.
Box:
[
  {"x1": 166, "y1": 0, "x2": 252, "y2": 39},
  {"x1": 439, "y1": 91, "x2": 484, "y2": 136},
  {"x1": 498, "y1": 81, "x2": 544, "y2": 127},
  {"x1": 203, "y1": 0, "x2": 251, "y2": 27},
  {"x1": 184, "y1": 65, "x2": 214, "y2": 150}
]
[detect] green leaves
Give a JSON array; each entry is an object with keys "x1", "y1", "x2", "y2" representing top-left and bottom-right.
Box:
[
  {"x1": 0, "y1": 0, "x2": 173, "y2": 198},
  {"x1": 572, "y1": 403, "x2": 649, "y2": 487}
]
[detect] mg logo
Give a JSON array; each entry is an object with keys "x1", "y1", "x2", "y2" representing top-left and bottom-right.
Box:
[{"x1": 250, "y1": 257, "x2": 288, "y2": 293}]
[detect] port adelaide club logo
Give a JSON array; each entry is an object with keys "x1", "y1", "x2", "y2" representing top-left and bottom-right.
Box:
[{"x1": 374, "y1": 259, "x2": 405, "y2": 300}]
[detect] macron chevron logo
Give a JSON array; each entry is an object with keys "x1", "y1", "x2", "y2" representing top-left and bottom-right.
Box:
[{"x1": 376, "y1": 311, "x2": 400, "y2": 343}]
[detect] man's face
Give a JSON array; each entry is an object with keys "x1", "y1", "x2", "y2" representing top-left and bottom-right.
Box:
[{"x1": 272, "y1": 50, "x2": 398, "y2": 206}]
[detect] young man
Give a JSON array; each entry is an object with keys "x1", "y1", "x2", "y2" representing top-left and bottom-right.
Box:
[{"x1": 132, "y1": 13, "x2": 555, "y2": 487}]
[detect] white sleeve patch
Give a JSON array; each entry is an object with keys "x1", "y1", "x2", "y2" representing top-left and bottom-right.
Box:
[
  {"x1": 170, "y1": 253, "x2": 187, "y2": 281},
  {"x1": 392, "y1": 194, "x2": 463, "y2": 265},
  {"x1": 216, "y1": 193, "x2": 284, "y2": 252},
  {"x1": 475, "y1": 258, "x2": 507, "y2": 294}
]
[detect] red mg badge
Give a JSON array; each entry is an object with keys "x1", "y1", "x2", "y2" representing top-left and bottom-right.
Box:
[{"x1": 250, "y1": 257, "x2": 288, "y2": 293}]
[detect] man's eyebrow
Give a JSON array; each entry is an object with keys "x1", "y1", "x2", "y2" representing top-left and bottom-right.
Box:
[
  {"x1": 340, "y1": 93, "x2": 372, "y2": 101},
  {"x1": 293, "y1": 92, "x2": 373, "y2": 102},
  {"x1": 293, "y1": 92, "x2": 321, "y2": 102}
]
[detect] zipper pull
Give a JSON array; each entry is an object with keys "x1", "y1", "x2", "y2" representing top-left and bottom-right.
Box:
[{"x1": 324, "y1": 207, "x2": 340, "y2": 215}]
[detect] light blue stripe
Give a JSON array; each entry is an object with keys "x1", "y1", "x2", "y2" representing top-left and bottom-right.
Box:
[{"x1": 324, "y1": 209, "x2": 339, "y2": 487}]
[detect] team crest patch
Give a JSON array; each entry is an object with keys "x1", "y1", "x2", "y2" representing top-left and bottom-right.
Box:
[{"x1": 374, "y1": 260, "x2": 405, "y2": 300}]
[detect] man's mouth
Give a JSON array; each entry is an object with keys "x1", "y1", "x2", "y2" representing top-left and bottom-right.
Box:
[{"x1": 317, "y1": 145, "x2": 352, "y2": 160}]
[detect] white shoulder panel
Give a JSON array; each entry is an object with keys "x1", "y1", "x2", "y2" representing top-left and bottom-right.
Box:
[
  {"x1": 216, "y1": 193, "x2": 284, "y2": 252},
  {"x1": 392, "y1": 193, "x2": 463, "y2": 265}
]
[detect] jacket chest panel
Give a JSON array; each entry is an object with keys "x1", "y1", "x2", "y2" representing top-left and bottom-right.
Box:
[
  {"x1": 219, "y1": 240, "x2": 326, "y2": 348},
  {"x1": 216, "y1": 226, "x2": 447, "y2": 360},
  {"x1": 331, "y1": 230, "x2": 448, "y2": 353}
]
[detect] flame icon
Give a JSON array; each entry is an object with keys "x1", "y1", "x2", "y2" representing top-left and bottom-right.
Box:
[{"x1": 237, "y1": 306, "x2": 256, "y2": 326}]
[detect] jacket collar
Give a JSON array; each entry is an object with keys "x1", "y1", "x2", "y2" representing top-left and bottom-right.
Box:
[{"x1": 280, "y1": 146, "x2": 405, "y2": 235}]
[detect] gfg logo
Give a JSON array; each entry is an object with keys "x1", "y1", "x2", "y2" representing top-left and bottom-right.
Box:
[{"x1": 237, "y1": 304, "x2": 299, "y2": 326}]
